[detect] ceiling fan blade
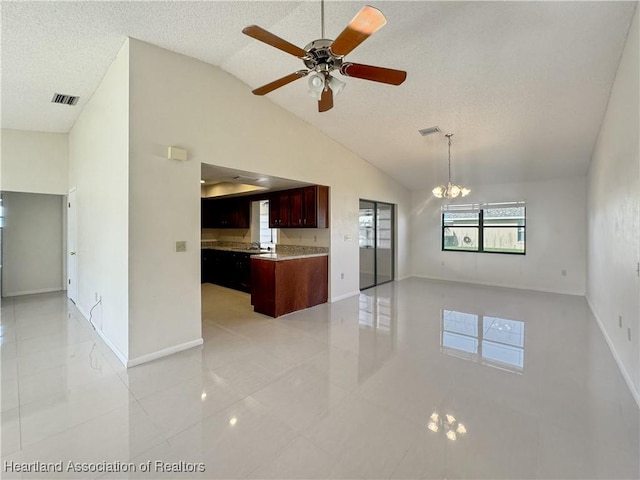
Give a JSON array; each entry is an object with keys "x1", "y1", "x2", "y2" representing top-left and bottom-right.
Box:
[
  {"x1": 330, "y1": 6, "x2": 387, "y2": 57},
  {"x1": 340, "y1": 62, "x2": 407, "y2": 85},
  {"x1": 252, "y1": 71, "x2": 309, "y2": 96},
  {"x1": 242, "y1": 25, "x2": 308, "y2": 58},
  {"x1": 318, "y1": 87, "x2": 333, "y2": 113}
]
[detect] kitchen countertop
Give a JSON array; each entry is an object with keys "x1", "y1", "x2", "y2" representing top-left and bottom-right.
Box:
[
  {"x1": 201, "y1": 241, "x2": 328, "y2": 261},
  {"x1": 251, "y1": 252, "x2": 329, "y2": 262},
  {"x1": 202, "y1": 245, "x2": 271, "y2": 254}
]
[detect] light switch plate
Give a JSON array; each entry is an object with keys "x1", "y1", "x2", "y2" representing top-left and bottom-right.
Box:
[{"x1": 176, "y1": 241, "x2": 186, "y2": 252}]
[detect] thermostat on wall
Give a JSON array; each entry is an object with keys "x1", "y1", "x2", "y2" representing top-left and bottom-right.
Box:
[{"x1": 167, "y1": 146, "x2": 188, "y2": 161}]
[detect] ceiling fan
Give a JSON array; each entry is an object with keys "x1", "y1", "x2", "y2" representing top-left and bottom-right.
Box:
[{"x1": 242, "y1": 2, "x2": 407, "y2": 113}]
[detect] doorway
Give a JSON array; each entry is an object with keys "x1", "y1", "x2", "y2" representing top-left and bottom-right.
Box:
[
  {"x1": 359, "y1": 200, "x2": 394, "y2": 290},
  {"x1": 67, "y1": 188, "x2": 78, "y2": 303}
]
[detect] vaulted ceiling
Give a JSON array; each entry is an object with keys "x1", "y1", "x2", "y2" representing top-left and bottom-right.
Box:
[{"x1": 1, "y1": 1, "x2": 636, "y2": 190}]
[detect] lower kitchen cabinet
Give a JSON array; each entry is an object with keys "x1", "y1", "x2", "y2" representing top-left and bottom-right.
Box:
[
  {"x1": 250, "y1": 255, "x2": 328, "y2": 317},
  {"x1": 201, "y1": 249, "x2": 252, "y2": 293}
]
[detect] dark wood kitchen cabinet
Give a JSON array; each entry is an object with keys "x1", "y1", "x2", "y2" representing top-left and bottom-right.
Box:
[
  {"x1": 201, "y1": 249, "x2": 252, "y2": 293},
  {"x1": 268, "y1": 190, "x2": 291, "y2": 227},
  {"x1": 270, "y1": 185, "x2": 328, "y2": 228},
  {"x1": 251, "y1": 255, "x2": 328, "y2": 317},
  {"x1": 201, "y1": 197, "x2": 250, "y2": 229}
]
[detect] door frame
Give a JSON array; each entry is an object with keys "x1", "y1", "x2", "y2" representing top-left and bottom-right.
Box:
[
  {"x1": 359, "y1": 199, "x2": 395, "y2": 291},
  {"x1": 67, "y1": 188, "x2": 78, "y2": 303}
]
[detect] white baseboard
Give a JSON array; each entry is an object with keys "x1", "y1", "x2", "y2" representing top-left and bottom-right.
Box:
[
  {"x1": 330, "y1": 290, "x2": 360, "y2": 303},
  {"x1": 76, "y1": 304, "x2": 129, "y2": 367},
  {"x1": 586, "y1": 297, "x2": 640, "y2": 409},
  {"x1": 410, "y1": 274, "x2": 585, "y2": 297},
  {"x1": 75, "y1": 302, "x2": 203, "y2": 368},
  {"x1": 127, "y1": 338, "x2": 204, "y2": 368},
  {"x1": 3, "y1": 287, "x2": 63, "y2": 297}
]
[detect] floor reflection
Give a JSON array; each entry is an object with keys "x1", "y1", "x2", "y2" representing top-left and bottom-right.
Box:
[
  {"x1": 441, "y1": 309, "x2": 525, "y2": 373},
  {"x1": 358, "y1": 289, "x2": 397, "y2": 382}
]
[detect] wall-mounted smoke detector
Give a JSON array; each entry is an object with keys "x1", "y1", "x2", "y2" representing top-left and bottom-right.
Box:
[
  {"x1": 51, "y1": 93, "x2": 79, "y2": 106},
  {"x1": 418, "y1": 126, "x2": 441, "y2": 136}
]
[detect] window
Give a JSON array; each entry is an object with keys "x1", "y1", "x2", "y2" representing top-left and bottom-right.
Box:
[
  {"x1": 442, "y1": 202, "x2": 525, "y2": 254},
  {"x1": 258, "y1": 200, "x2": 276, "y2": 248}
]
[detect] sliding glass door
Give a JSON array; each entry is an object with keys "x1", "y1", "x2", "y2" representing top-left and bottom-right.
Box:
[{"x1": 359, "y1": 200, "x2": 394, "y2": 290}]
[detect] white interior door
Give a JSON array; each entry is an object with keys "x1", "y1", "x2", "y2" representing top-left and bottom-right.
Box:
[{"x1": 67, "y1": 188, "x2": 78, "y2": 303}]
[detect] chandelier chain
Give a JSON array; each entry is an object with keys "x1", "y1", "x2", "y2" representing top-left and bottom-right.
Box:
[
  {"x1": 447, "y1": 133, "x2": 453, "y2": 184},
  {"x1": 431, "y1": 132, "x2": 470, "y2": 199}
]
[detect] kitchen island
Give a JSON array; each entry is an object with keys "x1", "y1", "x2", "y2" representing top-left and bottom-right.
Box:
[
  {"x1": 251, "y1": 253, "x2": 328, "y2": 318},
  {"x1": 201, "y1": 241, "x2": 329, "y2": 316}
]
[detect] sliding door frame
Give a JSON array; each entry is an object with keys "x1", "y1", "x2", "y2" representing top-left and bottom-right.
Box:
[{"x1": 359, "y1": 199, "x2": 395, "y2": 291}]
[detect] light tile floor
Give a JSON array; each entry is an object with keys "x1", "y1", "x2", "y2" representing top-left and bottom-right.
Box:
[{"x1": 1, "y1": 279, "x2": 638, "y2": 479}]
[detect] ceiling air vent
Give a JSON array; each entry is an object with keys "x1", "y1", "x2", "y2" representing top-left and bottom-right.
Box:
[
  {"x1": 51, "y1": 93, "x2": 79, "y2": 106},
  {"x1": 418, "y1": 126, "x2": 441, "y2": 136}
]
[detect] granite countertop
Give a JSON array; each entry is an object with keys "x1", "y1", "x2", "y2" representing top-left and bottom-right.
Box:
[
  {"x1": 201, "y1": 241, "x2": 328, "y2": 261},
  {"x1": 202, "y1": 245, "x2": 271, "y2": 254},
  {"x1": 252, "y1": 252, "x2": 329, "y2": 262}
]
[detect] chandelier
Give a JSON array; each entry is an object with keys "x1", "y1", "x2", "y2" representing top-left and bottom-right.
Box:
[{"x1": 432, "y1": 133, "x2": 470, "y2": 199}]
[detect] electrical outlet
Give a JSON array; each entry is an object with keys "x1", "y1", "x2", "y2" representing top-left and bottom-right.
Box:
[
  {"x1": 628, "y1": 328, "x2": 632, "y2": 342},
  {"x1": 176, "y1": 241, "x2": 186, "y2": 252},
  {"x1": 619, "y1": 316, "x2": 623, "y2": 328}
]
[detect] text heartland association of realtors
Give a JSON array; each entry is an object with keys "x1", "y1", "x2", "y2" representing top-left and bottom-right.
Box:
[{"x1": 3, "y1": 460, "x2": 206, "y2": 473}]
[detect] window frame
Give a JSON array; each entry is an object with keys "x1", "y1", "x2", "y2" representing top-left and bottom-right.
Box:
[{"x1": 441, "y1": 202, "x2": 526, "y2": 255}]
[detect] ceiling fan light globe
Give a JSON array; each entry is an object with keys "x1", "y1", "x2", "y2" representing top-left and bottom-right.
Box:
[
  {"x1": 308, "y1": 73, "x2": 325, "y2": 91},
  {"x1": 328, "y1": 76, "x2": 346, "y2": 95},
  {"x1": 308, "y1": 88, "x2": 323, "y2": 100},
  {"x1": 448, "y1": 184, "x2": 461, "y2": 198},
  {"x1": 461, "y1": 188, "x2": 471, "y2": 197}
]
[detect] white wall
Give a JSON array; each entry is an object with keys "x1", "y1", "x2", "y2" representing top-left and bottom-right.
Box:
[
  {"x1": 587, "y1": 5, "x2": 639, "y2": 404},
  {"x1": 2, "y1": 192, "x2": 63, "y2": 296},
  {"x1": 126, "y1": 38, "x2": 410, "y2": 360},
  {"x1": 68, "y1": 40, "x2": 130, "y2": 363},
  {"x1": 1, "y1": 129, "x2": 68, "y2": 194},
  {"x1": 411, "y1": 176, "x2": 587, "y2": 296}
]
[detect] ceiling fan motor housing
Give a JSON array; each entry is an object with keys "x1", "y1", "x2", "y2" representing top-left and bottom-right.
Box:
[{"x1": 303, "y1": 39, "x2": 343, "y2": 72}]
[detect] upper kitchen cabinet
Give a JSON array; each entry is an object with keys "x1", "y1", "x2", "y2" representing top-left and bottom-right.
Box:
[
  {"x1": 269, "y1": 190, "x2": 291, "y2": 228},
  {"x1": 201, "y1": 197, "x2": 250, "y2": 229},
  {"x1": 270, "y1": 185, "x2": 328, "y2": 229}
]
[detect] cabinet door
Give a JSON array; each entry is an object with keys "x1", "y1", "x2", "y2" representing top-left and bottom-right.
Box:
[
  {"x1": 279, "y1": 191, "x2": 291, "y2": 227},
  {"x1": 269, "y1": 191, "x2": 291, "y2": 227},
  {"x1": 233, "y1": 198, "x2": 250, "y2": 229},
  {"x1": 313, "y1": 185, "x2": 329, "y2": 228},
  {"x1": 201, "y1": 199, "x2": 216, "y2": 228},
  {"x1": 268, "y1": 193, "x2": 280, "y2": 228},
  {"x1": 290, "y1": 188, "x2": 304, "y2": 227},
  {"x1": 302, "y1": 186, "x2": 317, "y2": 227},
  {"x1": 201, "y1": 250, "x2": 210, "y2": 283}
]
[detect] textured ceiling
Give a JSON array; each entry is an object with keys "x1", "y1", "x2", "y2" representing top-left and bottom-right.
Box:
[{"x1": 1, "y1": 1, "x2": 636, "y2": 190}]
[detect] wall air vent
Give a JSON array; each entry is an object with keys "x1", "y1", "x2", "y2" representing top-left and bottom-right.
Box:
[
  {"x1": 418, "y1": 126, "x2": 441, "y2": 136},
  {"x1": 51, "y1": 93, "x2": 79, "y2": 106}
]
